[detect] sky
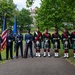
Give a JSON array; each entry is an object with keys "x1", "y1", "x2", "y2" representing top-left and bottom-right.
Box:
[{"x1": 13, "y1": 0, "x2": 41, "y2": 10}]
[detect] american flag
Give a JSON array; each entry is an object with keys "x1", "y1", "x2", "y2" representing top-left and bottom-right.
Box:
[
  {"x1": 1, "y1": 29, "x2": 8, "y2": 51},
  {"x1": 1, "y1": 14, "x2": 8, "y2": 51}
]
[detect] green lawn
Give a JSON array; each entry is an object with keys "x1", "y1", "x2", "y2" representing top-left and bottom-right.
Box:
[{"x1": 0, "y1": 50, "x2": 6, "y2": 64}]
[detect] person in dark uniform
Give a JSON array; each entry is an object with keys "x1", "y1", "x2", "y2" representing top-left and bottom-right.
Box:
[
  {"x1": 52, "y1": 29, "x2": 61, "y2": 58},
  {"x1": 15, "y1": 29, "x2": 23, "y2": 58},
  {"x1": 24, "y1": 29, "x2": 33, "y2": 58},
  {"x1": 13, "y1": 33, "x2": 17, "y2": 52},
  {"x1": 0, "y1": 36, "x2": 3, "y2": 61},
  {"x1": 71, "y1": 27, "x2": 75, "y2": 58},
  {"x1": 34, "y1": 27, "x2": 42, "y2": 57},
  {"x1": 42, "y1": 28, "x2": 51, "y2": 57},
  {"x1": 6, "y1": 29, "x2": 14, "y2": 60},
  {"x1": 61, "y1": 28, "x2": 70, "y2": 58}
]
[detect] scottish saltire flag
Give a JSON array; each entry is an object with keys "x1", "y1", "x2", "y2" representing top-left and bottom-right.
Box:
[
  {"x1": 1, "y1": 14, "x2": 8, "y2": 51},
  {"x1": 13, "y1": 16, "x2": 17, "y2": 34}
]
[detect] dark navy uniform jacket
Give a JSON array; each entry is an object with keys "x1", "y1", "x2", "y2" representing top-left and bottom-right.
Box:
[
  {"x1": 25, "y1": 33, "x2": 33, "y2": 44},
  {"x1": 43, "y1": 32, "x2": 51, "y2": 41},
  {"x1": 15, "y1": 33, "x2": 23, "y2": 44},
  {"x1": 42, "y1": 32, "x2": 51, "y2": 48},
  {"x1": 52, "y1": 33, "x2": 61, "y2": 49},
  {"x1": 6, "y1": 34, "x2": 14, "y2": 46},
  {"x1": 61, "y1": 32, "x2": 70, "y2": 43},
  {"x1": 61, "y1": 32, "x2": 71, "y2": 49}
]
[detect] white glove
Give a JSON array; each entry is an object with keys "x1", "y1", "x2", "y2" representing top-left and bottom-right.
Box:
[{"x1": 27, "y1": 40, "x2": 30, "y2": 43}]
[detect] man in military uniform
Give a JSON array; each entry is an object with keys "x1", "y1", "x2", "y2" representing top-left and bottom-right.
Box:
[
  {"x1": 6, "y1": 29, "x2": 14, "y2": 60},
  {"x1": 61, "y1": 28, "x2": 70, "y2": 58},
  {"x1": 71, "y1": 27, "x2": 75, "y2": 58},
  {"x1": 52, "y1": 29, "x2": 61, "y2": 58},
  {"x1": 0, "y1": 36, "x2": 3, "y2": 61},
  {"x1": 15, "y1": 29, "x2": 23, "y2": 58},
  {"x1": 34, "y1": 27, "x2": 42, "y2": 57},
  {"x1": 24, "y1": 29, "x2": 33, "y2": 58},
  {"x1": 13, "y1": 33, "x2": 17, "y2": 52},
  {"x1": 42, "y1": 28, "x2": 51, "y2": 57}
]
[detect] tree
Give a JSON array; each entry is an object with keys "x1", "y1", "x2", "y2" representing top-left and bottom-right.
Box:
[
  {"x1": 26, "y1": 0, "x2": 75, "y2": 30},
  {"x1": 35, "y1": 0, "x2": 65, "y2": 31},
  {"x1": 0, "y1": 0, "x2": 17, "y2": 30},
  {"x1": 26, "y1": 0, "x2": 35, "y2": 7},
  {"x1": 17, "y1": 8, "x2": 33, "y2": 30}
]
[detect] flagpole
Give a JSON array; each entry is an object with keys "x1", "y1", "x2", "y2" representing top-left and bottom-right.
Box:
[{"x1": 2, "y1": 13, "x2": 7, "y2": 32}]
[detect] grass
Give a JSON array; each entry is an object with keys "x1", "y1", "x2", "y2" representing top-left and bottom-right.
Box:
[{"x1": 0, "y1": 50, "x2": 6, "y2": 64}]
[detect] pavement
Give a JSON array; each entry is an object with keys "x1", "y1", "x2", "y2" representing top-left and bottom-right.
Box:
[{"x1": 0, "y1": 48, "x2": 75, "y2": 75}]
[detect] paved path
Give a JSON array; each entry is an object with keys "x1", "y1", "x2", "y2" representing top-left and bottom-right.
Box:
[{"x1": 0, "y1": 49, "x2": 75, "y2": 75}]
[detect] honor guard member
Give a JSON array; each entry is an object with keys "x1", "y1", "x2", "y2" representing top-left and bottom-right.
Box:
[
  {"x1": 15, "y1": 29, "x2": 23, "y2": 58},
  {"x1": 6, "y1": 29, "x2": 14, "y2": 60},
  {"x1": 42, "y1": 28, "x2": 51, "y2": 57},
  {"x1": 0, "y1": 36, "x2": 3, "y2": 61},
  {"x1": 52, "y1": 29, "x2": 61, "y2": 57},
  {"x1": 34, "y1": 27, "x2": 42, "y2": 57},
  {"x1": 13, "y1": 33, "x2": 17, "y2": 52},
  {"x1": 61, "y1": 28, "x2": 70, "y2": 58},
  {"x1": 71, "y1": 27, "x2": 75, "y2": 58},
  {"x1": 24, "y1": 29, "x2": 33, "y2": 58}
]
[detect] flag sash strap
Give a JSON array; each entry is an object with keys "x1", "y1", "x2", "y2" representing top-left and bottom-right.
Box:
[
  {"x1": 35, "y1": 32, "x2": 42, "y2": 42},
  {"x1": 44, "y1": 33, "x2": 50, "y2": 38},
  {"x1": 54, "y1": 33, "x2": 56, "y2": 37},
  {"x1": 73, "y1": 32, "x2": 75, "y2": 35},
  {"x1": 63, "y1": 34, "x2": 68, "y2": 38}
]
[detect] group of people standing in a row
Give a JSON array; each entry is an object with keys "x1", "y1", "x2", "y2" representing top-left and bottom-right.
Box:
[
  {"x1": 25, "y1": 27, "x2": 75, "y2": 59},
  {"x1": 0, "y1": 27, "x2": 75, "y2": 61}
]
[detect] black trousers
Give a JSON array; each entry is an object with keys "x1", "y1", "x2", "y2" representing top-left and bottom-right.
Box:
[
  {"x1": 0, "y1": 53, "x2": 2, "y2": 60},
  {"x1": 25, "y1": 43, "x2": 33, "y2": 57},
  {"x1": 6, "y1": 45, "x2": 13, "y2": 59},
  {"x1": 16, "y1": 43, "x2": 23, "y2": 58}
]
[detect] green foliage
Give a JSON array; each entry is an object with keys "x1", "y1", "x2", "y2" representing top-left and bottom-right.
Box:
[
  {"x1": 17, "y1": 8, "x2": 33, "y2": 30},
  {"x1": 0, "y1": 0, "x2": 16, "y2": 30},
  {"x1": 35, "y1": 0, "x2": 64, "y2": 31},
  {"x1": 26, "y1": 0, "x2": 35, "y2": 7},
  {"x1": 26, "y1": 0, "x2": 75, "y2": 31}
]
